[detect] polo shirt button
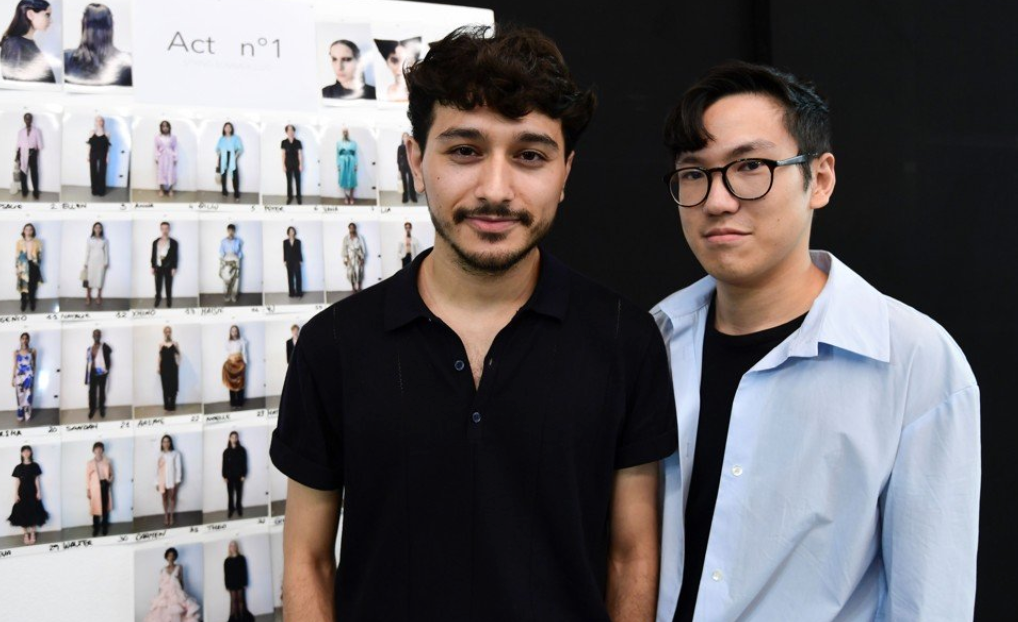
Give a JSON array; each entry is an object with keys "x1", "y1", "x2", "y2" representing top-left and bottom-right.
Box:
[
  {"x1": 732, "y1": 465, "x2": 743, "y2": 477},
  {"x1": 711, "y1": 570, "x2": 723, "y2": 582},
  {"x1": 454, "y1": 360, "x2": 465, "y2": 372},
  {"x1": 472, "y1": 411, "x2": 481, "y2": 423}
]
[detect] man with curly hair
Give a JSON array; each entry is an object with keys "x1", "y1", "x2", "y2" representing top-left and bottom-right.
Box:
[{"x1": 271, "y1": 24, "x2": 677, "y2": 622}]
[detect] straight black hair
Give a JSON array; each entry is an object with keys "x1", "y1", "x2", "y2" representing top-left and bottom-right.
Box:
[
  {"x1": 330, "y1": 39, "x2": 360, "y2": 60},
  {"x1": 664, "y1": 61, "x2": 832, "y2": 184},
  {"x1": 2, "y1": 0, "x2": 49, "y2": 42},
  {"x1": 160, "y1": 434, "x2": 174, "y2": 451},
  {"x1": 67, "y1": 3, "x2": 117, "y2": 71},
  {"x1": 222, "y1": 122, "x2": 234, "y2": 136},
  {"x1": 20, "y1": 445, "x2": 33, "y2": 462},
  {"x1": 226, "y1": 431, "x2": 242, "y2": 448},
  {"x1": 91, "y1": 221, "x2": 104, "y2": 238}
]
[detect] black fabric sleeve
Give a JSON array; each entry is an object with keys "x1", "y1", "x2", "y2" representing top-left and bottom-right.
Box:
[
  {"x1": 269, "y1": 328, "x2": 344, "y2": 491},
  {"x1": 221, "y1": 449, "x2": 228, "y2": 478},
  {"x1": 150, "y1": 239, "x2": 157, "y2": 269},
  {"x1": 615, "y1": 313, "x2": 679, "y2": 469},
  {"x1": 240, "y1": 446, "x2": 247, "y2": 477}
]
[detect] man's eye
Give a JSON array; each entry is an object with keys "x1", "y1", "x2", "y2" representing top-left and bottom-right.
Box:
[
  {"x1": 451, "y1": 146, "x2": 478, "y2": 157},
  {"x1": 519, "y1": 151, "x2": 546, "y2": 163}
]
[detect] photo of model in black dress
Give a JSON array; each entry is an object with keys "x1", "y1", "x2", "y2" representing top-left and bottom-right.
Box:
[
  {"x1": 87, "y1": 116, "x2": 110, "y2": 197},
  {"x1": 7, "y1": 445, "x2": 48, "y2": 545},
  {"x1": 158, "y1": 326, "x2": 180, "y2": 412}
]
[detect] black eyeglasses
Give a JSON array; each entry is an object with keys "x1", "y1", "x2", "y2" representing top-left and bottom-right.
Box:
[{"x1": 663, "y1": 154, "x2": 815, "y2": 207}]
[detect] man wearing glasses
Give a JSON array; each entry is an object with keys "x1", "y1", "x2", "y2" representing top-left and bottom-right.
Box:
[{"x1": 654, "y1": 62, "x2": 980, "y2": 621}]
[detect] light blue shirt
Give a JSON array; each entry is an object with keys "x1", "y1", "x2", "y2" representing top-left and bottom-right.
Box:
[
  {"x1": 216, "y1": 135, "x2": 243, "y2": 174},
  {"x1": 652, "y1": 251, "x2": 980, "y2": 622},
  {"x1": 219, "y1": 236, "x2": 243, "y2": 259}
]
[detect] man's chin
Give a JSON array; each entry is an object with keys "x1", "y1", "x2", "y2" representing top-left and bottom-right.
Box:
[{"x1": 451, "y1": 240, "x2": 538, "y2": 275}]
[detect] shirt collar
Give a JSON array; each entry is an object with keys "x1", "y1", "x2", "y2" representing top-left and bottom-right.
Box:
[
  {"x1": 654, "y1": 250, "x2": 890, "y2": 364},
  {"x1": 383, "y1": 246, "x2": 570, "y2": 332}
]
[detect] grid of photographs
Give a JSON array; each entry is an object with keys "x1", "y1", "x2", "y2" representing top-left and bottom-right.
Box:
[
  {"x1": 0, "y1": 108, "x2": 431, "y2": 207},
  {"x1": 0, "y1": 2, "x2": 490, "y2": 619}
]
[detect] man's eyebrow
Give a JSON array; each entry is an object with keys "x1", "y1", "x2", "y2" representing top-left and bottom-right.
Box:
[
  {"x1": 676, "y1": 140, "x2": 778, "y2": 166},
  {"x1": 434, "y1": 127, "x2": 486, "y2": 142},
  {"x1": 515, "y1": 131, "x2": 560, "y2": 152}
]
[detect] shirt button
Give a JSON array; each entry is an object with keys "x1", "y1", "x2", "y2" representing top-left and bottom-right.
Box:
[
  {"x1": 711, "y1": 570, "x2": 723, "y2": 582},
  {"x1": 472, "y1": 411, "x2": 481, "y2": 423},
  {"x1": 454, "y1": 360, "x2": 465, "y2": 372},
  {"x1": 731, "y1": 465, "x2": 743, "y2": 477}
]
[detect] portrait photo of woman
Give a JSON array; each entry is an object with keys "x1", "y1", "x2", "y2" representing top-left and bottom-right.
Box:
[
  {"x1": 216, "y1": 122, "x2": 242, "y2": 201},
  {"x1": 263, "y1": 219, "x2": 324, "y2": 306},
  {"x1": 58, "y1": 433, "x2": 133, "y2": 541},
  {"x1": 202, "y1": 421, "x2": 269, "y2": 524},
  {"x1": 15, "y1": 222, "x2": 42, "y2": 312},
  {"x1": 131, "y1": 116, "x2": 198, "y2": 203},
  {"x1": 60, "y1": 111, "x2": 131, "y2": 203},
  {"x1": 84, "y1": 440, "x2": 112, "y2": 537},
  {"x1": 204, "y1": 532, "x2": 275, "y2": 622},
  {"x1": 142, "y1": 546, "x2": 202, "y2": 622},
  {"x1": 153, "y1": 120, "x2": 177, "y2": 198},
  {"x1": 62, "y1": 1, "x2": 131, "y2": 88},
  {"x1": 154, "y1": 433, "x2": 181, "y2": 527},
  {"x1": 6, "y1": 444, "x2": 48, "y2": 545},
  {"x1": 133, "y1": 427, "x2": 203, "y2": 532},
  {"x1": 202, "y1": 320, "x2": 265, "y2": 415},
  {"x1": 132, "y1": 321, "x2": 203, "y2": 419},
  {"x1": 373, "y1": 34, "x2": 422, "y2": 103},
  {"x1": 0, "y1": 0, "x2": 59, "y2": 85},
  {"x1": 260, "y1": 122, "x2": 320, "y2": 206},
  {"x1": 319, "y1": 124, "x2": 377, "y2": 206},
  {"x1": 10, "y1": 331, "x2": 34, "y2": 422},
  {"x1": 316, "y1": 22, "x2": 375, "y2": 104},
  {"x1": 0, "y1": 326, "x2": 58, "y2": 428},
  {"x1": 13, "y1": 111, "x2": 43, "y2": 200},
  {"x1": 222, "y1": 325, "x2": 246, "y2": 411},
  {"x1": 81, "y1": 220, "x2": 107, "y2": 306}
]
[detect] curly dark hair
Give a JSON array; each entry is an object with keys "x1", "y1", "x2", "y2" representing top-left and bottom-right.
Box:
[{"x1": 405, "y1": 24, "x2": 596, "y2": 158}]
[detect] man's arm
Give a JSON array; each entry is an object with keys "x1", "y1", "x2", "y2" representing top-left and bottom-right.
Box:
[
  {"x1": 606, "y1": 461, "x2": 661, "y2": 622},
  {"x1": 283, "y1": 478, "x2": 342, "y2": 622},
  {"x1": 879, "y1": 384, "x2": 980, "y2": 622}
]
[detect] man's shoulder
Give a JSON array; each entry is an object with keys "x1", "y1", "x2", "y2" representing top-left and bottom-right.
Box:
[
  {"x1": 301, "y1": 280, "x2": 393, "y2": 343},
  {"x1": 650, "y1": 275, "x2": 715, "y2": 332},
  {"x1": 555, "y1": 261, "x2": 661, "y2": 345}
]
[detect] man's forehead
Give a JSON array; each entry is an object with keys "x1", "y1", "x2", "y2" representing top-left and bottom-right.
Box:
[{"x1": 429, "y1": 105, "x2": 564, "y2": 144}]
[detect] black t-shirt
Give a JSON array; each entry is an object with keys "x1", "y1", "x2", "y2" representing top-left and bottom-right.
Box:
[
  {"x1": 674, "y1": 300, "x2": 806, "y2": 622},
  {"x1": 280, "y1": 138, "x2": 302, "y2": 168},
  {"x1": 270, "y1": 247, "x2": 678, "y2": 621}
]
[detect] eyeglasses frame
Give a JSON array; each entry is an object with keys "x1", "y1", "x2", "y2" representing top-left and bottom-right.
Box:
[{"x1": 663, "y1": 153, "x2": 817, "y2": 207}]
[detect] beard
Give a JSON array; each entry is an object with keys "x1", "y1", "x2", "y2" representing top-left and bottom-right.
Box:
[{"x1": 429, "y1": 200, "x2": 553, "y2": 275}]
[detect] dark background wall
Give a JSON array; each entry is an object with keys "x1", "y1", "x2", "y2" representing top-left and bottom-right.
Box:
[{"x1": 430, "y1": 0, "x2": 1015, "y2": 617}]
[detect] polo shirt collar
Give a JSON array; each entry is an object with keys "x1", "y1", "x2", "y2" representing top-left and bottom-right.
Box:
[{"x1": 383, "y1": 246, "x2": 569, "y2": 332}]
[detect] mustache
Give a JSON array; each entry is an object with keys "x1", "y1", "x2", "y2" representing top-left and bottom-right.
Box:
[{"x1": 452, "y1": 202, "x2": 534, "y2": 227}]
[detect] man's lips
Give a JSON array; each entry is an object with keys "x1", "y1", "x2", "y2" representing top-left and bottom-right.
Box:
[
  {"x1": 465, "y1": 216, "x2": 520, "y2": 233},
  {"x1": 704, "y1": 227, "x2": 750, "y2": 243}
]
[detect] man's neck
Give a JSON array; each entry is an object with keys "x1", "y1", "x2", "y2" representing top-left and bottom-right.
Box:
[
  {"x1": 420, "y1": 242, "x2": 540, "y2": 316},
  {"x1": 713, "y1": 252, "x2": 827, "y2": 336}
]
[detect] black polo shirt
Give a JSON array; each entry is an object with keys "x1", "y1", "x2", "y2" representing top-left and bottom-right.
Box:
[{"x1": 270, "y1": 248, "x2": 678, "y2": 621}]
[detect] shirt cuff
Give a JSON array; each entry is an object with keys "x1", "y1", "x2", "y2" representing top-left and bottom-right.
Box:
[
  {"x1": 615, "y1": 428, "x2": 678, "y2": 470},
  {"x1": 269, "y1": 429, "x2": 343, "y2": 491}
]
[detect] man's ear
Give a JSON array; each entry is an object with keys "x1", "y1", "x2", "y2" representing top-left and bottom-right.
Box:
[
  {"x1": 407, "y1": 135, "x2": 426, "y2": 194},
  {"x1": 809, "y1": 152, "x2": 836, "y2": 211},
  {"x1": 560, "y1": 151, "x2": 575, "y2": 202}
]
